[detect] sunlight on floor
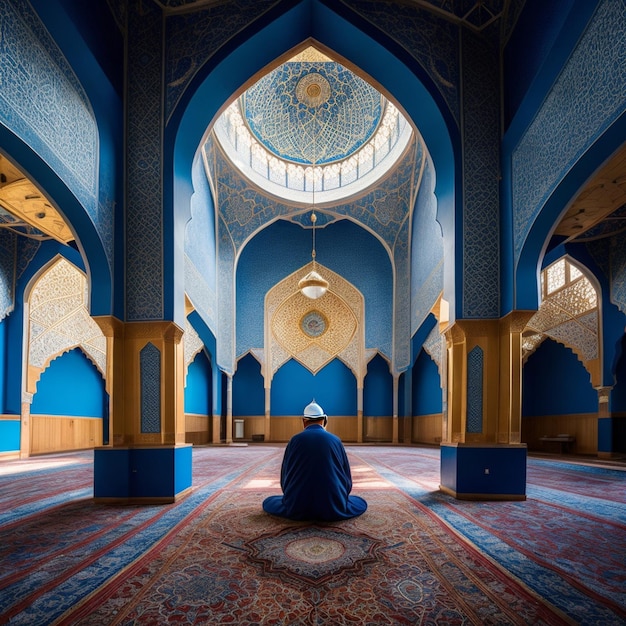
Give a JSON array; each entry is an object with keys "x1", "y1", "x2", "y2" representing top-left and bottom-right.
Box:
[
  {"x1": 0, "y1": 457, "x2": 80, "y2": 477},
  {"x1": 243, "y1": 478, "x2": 279, "y2": 489}
]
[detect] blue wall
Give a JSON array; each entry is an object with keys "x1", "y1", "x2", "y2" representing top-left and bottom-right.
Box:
[
  {"x1": 271, "y1": 358, "x2": 356, "y2": 416},
  {"x1": 184, "y1": 349, "x2": 212, "y2": 415},
  {"x1": 363, "y1": 354, "x2": 392, "y2": 416},
  {"x1": 522, "y1": 339, "x2": 597, "y2": 416},
  {"x1": 412, "y1": 350, "x2": 442, "y2": 415},
  {"x1": 233, "y1": 353, "x2": 264, "y2": 416},
  {"x1": 31, "y1": 348, "x2": 106, "y2": 417},
  {"x1": 0, "y1": 419, "x2": 20, "y2": 452},
  {"x1": 503, "y1": 0, "x2": 575, "y2": 126}
]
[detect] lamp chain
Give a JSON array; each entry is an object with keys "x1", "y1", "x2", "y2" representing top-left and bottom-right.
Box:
[{"x1": 311, "y1": 112, "x2": 317, "y2": 265}]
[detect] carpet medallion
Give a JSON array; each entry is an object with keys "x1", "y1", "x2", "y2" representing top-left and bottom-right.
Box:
[
  {"x1": 245, "y1": 525, "x2": 381, "y2": 585},
  {"x1": 66, "y1": 487, "x2": 568, "y2": 625}
]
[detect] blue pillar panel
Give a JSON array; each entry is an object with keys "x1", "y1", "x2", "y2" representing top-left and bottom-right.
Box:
[
  {"x1": 440, "y1": 443, "x2": 527, "y2": 500},
  {"x1": 94, "y1": 445, "x2": 192, "y2": 501},
  {"x1": 94, "y1": 448, "x2": 131, "y2": 498}
]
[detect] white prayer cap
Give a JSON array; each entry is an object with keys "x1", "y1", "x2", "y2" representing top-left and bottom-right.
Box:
[{"x1": 303, "y1": 399, "x2": 326, "y2": 420}]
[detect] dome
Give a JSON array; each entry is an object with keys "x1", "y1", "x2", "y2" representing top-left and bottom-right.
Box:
[
  {"x1": 213, "y1": 47, "x2": 412, "y2": 203},
  {"x1": 243, "y1": 56, "x2": 382, "y2": 165}
]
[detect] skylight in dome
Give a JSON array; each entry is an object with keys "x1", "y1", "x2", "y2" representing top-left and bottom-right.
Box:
[{"x1": 212, "y1": 47, "x2": 413, "y2": 203}]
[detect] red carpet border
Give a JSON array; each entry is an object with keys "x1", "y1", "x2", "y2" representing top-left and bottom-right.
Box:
[{"x1": 0, "y1": 446, "x2": 624, "y2": 625}]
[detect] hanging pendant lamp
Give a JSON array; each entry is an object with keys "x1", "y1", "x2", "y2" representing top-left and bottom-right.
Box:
[{"x1": 299, "y1": 211, "x2": 329, "y2": 299}]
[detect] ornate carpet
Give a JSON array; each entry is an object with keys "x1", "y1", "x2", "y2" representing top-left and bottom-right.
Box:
[{"x1": 0, "y1": 446, "x2": 624, "y2": 625}]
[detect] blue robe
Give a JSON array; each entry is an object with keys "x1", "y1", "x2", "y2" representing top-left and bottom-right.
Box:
[{"x1": 262, "y1": 424, "x2": 367, "y2": 521}]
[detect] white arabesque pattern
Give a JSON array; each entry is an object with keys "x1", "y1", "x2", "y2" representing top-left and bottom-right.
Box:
[{"x1": 28, "y1": 258, "x2": 106, "y2": 378}]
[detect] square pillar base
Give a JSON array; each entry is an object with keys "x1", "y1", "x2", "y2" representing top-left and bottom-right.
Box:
[
  {"x1": 94, "y1": 444, "x2": 192, "y2": 504},
  {"x1": 440, "y1": 443, "x2": 527, "y2": 500}
]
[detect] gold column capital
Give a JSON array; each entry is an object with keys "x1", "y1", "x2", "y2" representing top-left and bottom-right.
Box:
[
  {"x1": 124, "y1": 320, "x2": 184, "y2": 342},
  {"x1": 92, "y1": 315, "x2": 125, "y2": 338},
  {"x1": 499, "y1": 311, "x2": 536, "y2": 334},
  {"x1": 443, "y1": 321, "x2": 466, "y2": 344}
]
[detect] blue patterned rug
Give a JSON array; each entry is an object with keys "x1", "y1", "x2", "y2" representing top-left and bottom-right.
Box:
[{"x1": 0, "y1": 446, "x2": 624, "y2": 624}]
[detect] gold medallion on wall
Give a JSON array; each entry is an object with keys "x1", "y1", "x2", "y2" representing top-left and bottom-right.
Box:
[
  {"x1": 266, "y1": 262, "x2": 364, "y2": 378},
  {"x1": 272, "y1": 291, "x2": 357, "y2": 374}
]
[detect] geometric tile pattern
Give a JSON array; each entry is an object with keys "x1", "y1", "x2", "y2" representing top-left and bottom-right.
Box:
[
  {"x1": 512, "y1": 0, "x2": 626, "y2": 267},
  {"x1": 423, "y1": 325, "x2": 444, "y2": 379},
  {"x1": 466, "y1": 345, "x2": 483, "y2": 434},
  {"x1": 460, "y1": 31, "x2": 500, "y2": 318},
  {"x1": 164, "y1": 0, "x2": 281, "y2": 121},
  {"x1": 266, "y1": 262, "x2": 365, "y2": 380},
  {"x1": 243, "y1": 61, "x2": 381, "y2": 165},
  {"x1": 140, "y1": 342, "x2": 161, "y2": 434},
  {"x1": 1, "y1": 0, "x2": 113, "y2": 266},
  {"x1": 125, "y1": 1, "x2": 164, "y2": 320},
  {"x1": 342, "y1": 0, "x2": 461, "y2": 124},
  {"x1": 215, "y1": 73, "x2": 409, "y2": 200},
  {"x1": 0, "y1": 0, "x2": 97, "y2": 212}
]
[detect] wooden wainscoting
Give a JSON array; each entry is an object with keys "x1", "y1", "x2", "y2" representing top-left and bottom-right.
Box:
[
  {"x1": 522, "y1": 413, "x2": 598, "y2": 455},
  {"x1": 363, "y1": 416, "x2": 393, "y2": 442},
  {"x1": 30, "y1": 415, "x2": 103, "y2": 455},
  {"x1": 412, "y1": 413, "x2": 443, "y2": 444},
  {"x1": 185, "y1": 413, "x2": 211, "y2": 445},
  {"x1": 327, "y1": 416, "x2": 358, "y2": 442},
  {"x1": 270, "y1": 416, "x2": 305, "y2": 442},
  {"x1": 232, "y1": 416, "x2": 266, "y2": 441},
  {"x1": 244, "y1": 415, "x2": 360, "y2": 443}
]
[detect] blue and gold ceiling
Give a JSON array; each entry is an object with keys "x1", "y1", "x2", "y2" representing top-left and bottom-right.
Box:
[
  {"x1": 208, "y1": 46, "x2": 422, "y2": 256},
  {"x1": 243, "y1": 51, "x2": 383, "y2": 165},
  {"x1": 214, "y1": 47, "x2": 412, "y2": 204}
]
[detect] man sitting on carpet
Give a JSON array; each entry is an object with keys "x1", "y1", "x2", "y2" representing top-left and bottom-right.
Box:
[{"x1": 262, "y1": 400, "x2": 367, "y2": 521}]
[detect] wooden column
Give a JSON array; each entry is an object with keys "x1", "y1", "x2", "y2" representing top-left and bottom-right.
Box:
[{"x1": 92, "y1": 318, "x2": 191, "y2": 503}]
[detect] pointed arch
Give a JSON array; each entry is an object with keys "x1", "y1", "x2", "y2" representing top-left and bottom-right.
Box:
[
  {"x1": 24, "y1": 255, "x2": 106, "y2": 395},
  {"x1": 523, "y1": 255, "x2": 601, "y2": 386},
  {"x1": 169, "y1": 0, "x2": 457, "y2": 333}
]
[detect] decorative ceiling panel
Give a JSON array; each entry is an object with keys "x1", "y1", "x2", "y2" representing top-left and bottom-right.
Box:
[{"x1": 243, "y1": 58, "x2": 382, "y2": 165}]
